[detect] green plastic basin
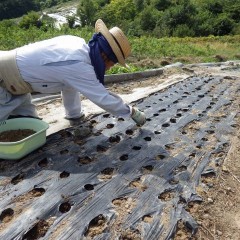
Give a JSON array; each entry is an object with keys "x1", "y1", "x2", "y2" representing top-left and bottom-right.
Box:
[{"x1": 0, "y1": 118, "x2": 49, "y2": 160}]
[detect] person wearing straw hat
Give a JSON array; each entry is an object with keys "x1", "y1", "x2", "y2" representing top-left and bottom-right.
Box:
[{"x1": 0, "y1": 19, "x2": 146, "y2": 126}]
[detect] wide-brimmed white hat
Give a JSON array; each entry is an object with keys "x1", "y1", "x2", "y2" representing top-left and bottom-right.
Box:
[{"x1": 95, "y1": 19, "x2": 131, "y2": 67}]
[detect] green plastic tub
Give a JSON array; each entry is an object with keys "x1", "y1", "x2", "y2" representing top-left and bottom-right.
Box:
[{"x1": 0, "y1": 118, "x2": 49, "y2": 160}]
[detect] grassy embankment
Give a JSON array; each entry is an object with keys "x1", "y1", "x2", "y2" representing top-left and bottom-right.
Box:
[
  {"x1": 110, "y1": 34, "x2": 240, "y2": 73},
  {"x1": 0, "y1": 22, "x2": 239, "y2": 74}
]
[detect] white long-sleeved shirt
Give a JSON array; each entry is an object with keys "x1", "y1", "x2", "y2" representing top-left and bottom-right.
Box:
[{"x1": 16, "y1": 35, "x2": 131, "y2": 118}]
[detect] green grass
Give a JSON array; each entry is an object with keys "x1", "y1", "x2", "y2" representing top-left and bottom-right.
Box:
[
  {"x1": 130, "y1": 35, "x2": 240, "y2": 63},
  {"x1": 0, "y1": 22, "x2": 239, "y2": 73}
]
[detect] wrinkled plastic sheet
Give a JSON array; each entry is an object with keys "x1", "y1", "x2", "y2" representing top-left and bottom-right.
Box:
[{"x1": 0, "y1": 74, "x2": 239, "y2": 239}]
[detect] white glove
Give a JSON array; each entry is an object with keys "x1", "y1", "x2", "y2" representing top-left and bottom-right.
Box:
[{"x1": 131, "y1": 107, "x2": 146, "y2": 126}]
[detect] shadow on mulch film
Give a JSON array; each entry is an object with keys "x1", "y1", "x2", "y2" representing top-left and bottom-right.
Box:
[{"x1": 0, "y1": 73, "x2": 239, "y2": 239}]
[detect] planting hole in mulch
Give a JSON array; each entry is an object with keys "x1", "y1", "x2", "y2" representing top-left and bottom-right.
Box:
[
  {"x1": 22, "y1": 220, "x2": 51, "y2": 240},
  {"x1": 1, "y1": 69, "x2": 240, "y2": 239},
  {"x1": 0, "y1": 129, "x2": 36, "y2": 142}
]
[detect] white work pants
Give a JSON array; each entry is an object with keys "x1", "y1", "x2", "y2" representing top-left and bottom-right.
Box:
[{"x1": 0, "y1": 86, "x2": 38, "y2": 121}]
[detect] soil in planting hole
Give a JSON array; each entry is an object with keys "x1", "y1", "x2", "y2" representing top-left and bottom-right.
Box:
[
  {"x1": 0, "y1": 129, "x2": 36, "y2": 142},
  {"x1": 22, "y1": 220, "x2": 50, "y2": 240}
]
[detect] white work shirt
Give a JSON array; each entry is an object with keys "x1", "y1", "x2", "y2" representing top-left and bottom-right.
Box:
[{"x1": 16, "y1": 35, "x2": 131, "y2": 118}]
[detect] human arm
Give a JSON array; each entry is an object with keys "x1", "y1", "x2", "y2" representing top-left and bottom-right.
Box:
[
  {"x1": 61, "y1": 62, "x2": 146, "y2": 124},
  {"x1": 64, "y1": 63, "x2": 132, "y2": 117}
]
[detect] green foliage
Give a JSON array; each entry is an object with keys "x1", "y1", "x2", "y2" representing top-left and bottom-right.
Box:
[
  {"x1": 66, "y1": 15, "x2": 76, "y2": 28},
  {"x1": 0, "y1": 19, "x2": 17, "y2": 28},
  {"x1": 95, "y1": 0, "x2": 110, "y2": 7},
  {"x1": 75, "y1": 0, "x2": 240, "y2": 37},
  {"x1": 163, "y1": 1, "x2": 197, "y2": 29},
  {"x1": 40, "y1": 0, "x2": 58, "y2": 9},
  {"x1": 194, "y1": 10, "x2": 215, "y2": 37},
  {"x1": 130, "y1": 35, "x2": 240, "y2": 60},
  {"x1": 138, "y1": 6, "x2": 158, "y2": 31},
  {"x1": 225, "y1": 1, "x2": 240, "y2": 22},
  {"x1": 19, "y1": 12, "x2": 41, "y2": 29},
  {"x1": 77, "y1": 0, "x2": 98, "y2": 27},
  {"x1": 151, "y1": 0, "x2": 173, "y2": 11},
  {"x1": 0, "y1": 20, "x2": 93, "y2": 50},
  {"x1": 107, "y1": 64, "x2": 146, "y2": 75},
  {"x1": 1, "y1": 0, "x2": 240, "y2": 45},
  {"x1": 172, "y1": 24, "x2": 195, "y2": 37},
  {"x1": 0, "y1": 17, "x2": 239, "y2": 74},
  {"x1": 96, "y1": 0, "x2": 136, "y2": 27},
  {"x1": 203, "y1": 0, "x2": 224, "y2": 15},
  {"x1": 0, "y1": 0, "x2": 40, "y2": 20},
  {"x1": 212, "y1": 13, "x2": 235, "y2": 36},
  {"x1": 0, "y1": 0, "x2": 74, "y2": 20},
  {"x1": 134, "y1": 0, "x2": 145, "y2": 11}
]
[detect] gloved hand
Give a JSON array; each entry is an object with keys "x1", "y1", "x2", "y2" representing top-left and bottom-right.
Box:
[{"x1": 131, "y1": 107, "x2": 146, "y2": 126}]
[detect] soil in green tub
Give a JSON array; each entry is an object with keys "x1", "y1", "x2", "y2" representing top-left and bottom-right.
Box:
[{"x1": 0, "y1": 129, "x2": 36, "y2": 142}]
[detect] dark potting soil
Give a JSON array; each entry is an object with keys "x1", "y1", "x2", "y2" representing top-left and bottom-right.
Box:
[{"x1": 0, "y1": 129, "x2": 36, "y2": 142}]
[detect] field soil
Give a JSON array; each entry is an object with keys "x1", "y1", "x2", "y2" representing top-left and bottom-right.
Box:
[
  {"x1": 35, "y1": 61, "x2": 240, "y2": 239},
  {"x1": 106, "y1": 63, "x2": 240, "y2": 240},
  {"x1": 0, "y1": 129, "x2": 36, "y2": 142}
]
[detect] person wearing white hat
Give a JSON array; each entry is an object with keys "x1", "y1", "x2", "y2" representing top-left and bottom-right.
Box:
[{"x1": 0, "y1": 19, "x2": 146, "y2": 126}]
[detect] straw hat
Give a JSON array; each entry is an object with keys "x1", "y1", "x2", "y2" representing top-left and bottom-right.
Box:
[{"x1": 95, "y1": 19, "x2": 131, "y2": 66}]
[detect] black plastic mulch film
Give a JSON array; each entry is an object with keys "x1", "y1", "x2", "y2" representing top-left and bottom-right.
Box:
[{"x1": 0, "y1": 73, "x2": 239, "y2": 240}]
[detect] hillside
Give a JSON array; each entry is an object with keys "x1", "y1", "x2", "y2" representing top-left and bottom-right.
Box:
[{"x1": 1, "y1": 0, "x2": 240, "y2": 37}]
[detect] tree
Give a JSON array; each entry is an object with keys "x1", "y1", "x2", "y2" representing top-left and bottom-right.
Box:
[
  {"x1": 212, "y1": 13, "x2": 235, "y2": 36},
  {"x1": 95, "y1": 0, "x2": 110, "y2": 7},
  {"x1": 134, "y1": 0, "x2": 145, "y2": 11},
  {"x1": 151, "y1": 0, "x2": 172, "y2": 11},
  {"x1": 96, "y1": 0, "x2": 136, "y2": 27},
  {"x1": 224, "y1": 1, "x2": 240, "y2": 22},
  {"x1": 0, "y1": 0, "x2": 40, "y2": 20},
  {"x1": 77, "y1": 0, "x2": 98, "y2": 27},
  {"x1": 172, "y1": 24, "x2": 195, "y2": 37},
  {"x1": 204, "y1": 0, "x2": 224, "y2": 15},
  {"x1": 194, "y1": 11, "x2": 215, "y2": 36},
  {"x1": 139, "y1": 6, "x2": 158, "y2": 31},
  {"x1": 19, "y1": 11, "x2": 41, "y2": 29},
  {"x1": 158, "y1": 1, "x2": 197, "y2": 36}
]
